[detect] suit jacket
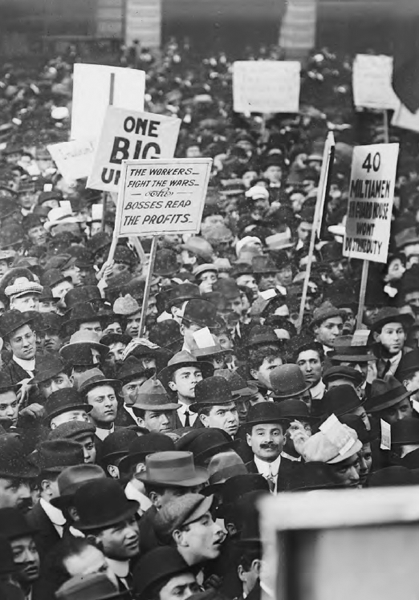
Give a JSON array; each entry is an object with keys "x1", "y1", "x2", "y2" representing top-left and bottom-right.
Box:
[
  {"x1": 245, "y1": 456, "x2": 296, "y2": 492},
  {"x1": 4, "y1": 358, "x2": 32, "y2": 385},
  {"x1": 27, "y1": 501, "x2": 61, "y2": 563}
]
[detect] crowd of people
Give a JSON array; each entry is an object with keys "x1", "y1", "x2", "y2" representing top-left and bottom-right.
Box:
[{"x1": 1, "y1": 36, "x2": 419, "y2": 600}]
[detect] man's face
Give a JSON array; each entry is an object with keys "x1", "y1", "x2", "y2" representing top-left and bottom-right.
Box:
[
  {"x1": 200, "y1": 402, "x2": 239, "y2": 437},
  {"x1": 38, "y1": 372, "x2": 72, "y2": 399},
  {"x1": 275, "y1": 266, "x2": 293, "y2": 288},
  {"x1": 258, "y1": 273, "x2": 277, "y2": 292},
  {"x1": 246, "y1": 423, "x2": 284, "y2": 461},
  {"x1": 39, "y1": 300, "x2": 59, "y2": 314},
  {"x1": 177, "y1": 512, "x2": 225, "y2": 563},
  {"x1": 18, "y1": 192, "x2": 37, "y2": 210},
  {"x1": 77, "y1": 435, "x2": 97, "y2": 464},
  {"x1": 8, "y1": 324, "x2": 36, "y2": 360},
  {"x1": 328, "y1": 454, "x2": 360, "y2": 488},
  {"x1": 122, "y1": 376, "x2": 148, "y2": 406},
  {"x1": 314, "y1": 317, "x2": 343, "y2": 348},
  {"x1": 264, "y1": 165, "x2": 282, "y2": 184},
  {"x1": 297, "y1": 221, "x2": 312, "y2": 243},
  {"x1": 357, "y1": 443, "x2": 373, "y2": 486},
  {"x1": 251, "y1": 356, "x2": 283, "y2": 390},
  {"x1": 169, "y1": 367, "x2": 203, "y2": 400},
  {"x1": 79, "y1": 321, "x2": 103, "y2": 336},
  {"x1": 198, "y1": 271, "x2": 218, "y2": 294},
  {"x1": 97, "y1": 516, "x2": 140, "y2": 560},
  {"x1": 216, "y1": 332, "x2": 233, "y2": 350},
  {"x1": 62, "y1": 265, "x2": 82, "y2": 286},
  {"x1": 0, "y1": 258, "x2": 13, "y2": 278},
  {"x1": 51, "y1": 280, "x2": 74, "y2": 302},
  {"x1": 180, "y1": 323, "x2": 201, "y2": 352},
  {"x1": 159, "y1": 572, "x2": 199, "y2": 600},
  {"x1": 403, "y1": 371, "x2": 419, "y2": 401},
  {"x1": 10, "y1": 294, "x2": 40, "y2": 313},
  {"x1": 405, "y1": 291, "x2": 419, "y2": 313},
  {"x1": 87, "y1": 385, "x2": 118, "y2": 426},
  {"x1": 0, "y1": 390, "x2": 19, "y2": 425},
  {"x1": 0, "y1": 478, "x2": 32, "y2": 512},
  {"x1": 27, "y1": 226, "x2": 47, "y2": 246},
  {"x1": 297, "y1": 350, "x2": 323, "y2": 386},
  {"x1": 378, "y1": 397, "x2": 413, "y2": 425},
  {"x1": 141, "y1": 409, "x2": 176, "y2": 433},
  {"x1": 375, "y1": 322, "x2": 406, "y2": 355},
  {"x1": 43, "y1": 331, "x2": 62, "y2": 351},
  {"x1": 103, "y1": 322, "x2": 123, "y2": 336},
  {"x1": 126, "y1": 311, "x2": 142, "y2": 338},
  {"x1": 50, "y1": 409, "x2": 89, "y2": 429},
  {"x1": 10, "y1": 536, "x2": 40, "y2": 585},
  {"x1": 236, "y1": 274, "x2": 258, "y2": 296}
]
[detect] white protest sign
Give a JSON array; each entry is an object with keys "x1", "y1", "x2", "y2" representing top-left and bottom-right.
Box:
[
  {"x1": 343, "y1": 143, "x2": 399, "y2": 264},
  {"x1": 87, "y1": 108, "x2": 181, "y2": 193},
  {"x1": 71, "y1": 64, "x2": 145, "y2": 143},
  {"x1": 352, "y1": 54, "x2": 399, "y2": 111},
  {"x1": 115, "y1": 158, "x2": 212, "y2": 237},
  {"x1": 47, "y1": 139, "x2": 95, "y2": 182},
  {"x1": 391, "y1": 102, "x2": 419, "y2": 133},
  {"x1": 233, "y1": 61, "x2": 300, "y2": 114}
]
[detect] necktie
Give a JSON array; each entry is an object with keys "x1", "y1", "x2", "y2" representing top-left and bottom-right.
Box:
[
  {"x1": 184, "y1": 410, "x2": 191, "y2": 427},
  {"x1": 266, "y1": 466, "x2": 276, "y2": 494}
]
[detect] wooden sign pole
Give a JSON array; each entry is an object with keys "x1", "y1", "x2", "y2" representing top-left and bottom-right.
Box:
[{"x1": 138, "y1": 236, "x2": 158, "y2": 338}]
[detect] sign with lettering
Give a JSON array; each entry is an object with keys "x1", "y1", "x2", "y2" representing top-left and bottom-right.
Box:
[
  {"x1": 115, "y1": 158, "x2": 212, "y2": 236},
  {"x1": 352, "y1": 54, "x2": 399, "y2": 111},
  {"x1": 48, "y1": 139, "x2": 95, "y2": 182},
  {"x1": 233, "y1": 61, "x2": 300, "y2": 114},
  {"x1": 87, "y1": 108, "x2": 181, "y2": 193},
  {"x1": 343, "y1": 143, "x2": 399, "y2": 264}
]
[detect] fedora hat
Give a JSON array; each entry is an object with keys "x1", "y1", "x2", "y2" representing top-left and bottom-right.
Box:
[
  {"x1": 216, "y1": 474, "x2": 269, "y2": 518},
  {"x1": 391, "y1": 417, "x2": 419, "y2": 445},
  {"x1": 193, "y1": 341, "x2": 232, "y2": 360},
  {"x1": 137, "y1": 451, "x2": 208, "y2": 487},
  {"x1": 100, "y1": 429, "x2": 139, "y2": 465},
  {"x1": 51, "y1": 464, "x2": 106, "y2": 510},
  {"x1": 213, "y1": 370, "x2": 258, "y2": 398},
  {"x1": 396, "y1": 349, "x2": 419, "y2": 379},
  {"x1": 165, "y1": 283, "x2": 201, "y2": 310},
  {"x1": 60, "y1": 330, "x2": 109, "y2": 359},
  {"x1": 64, "y1": 286, "x2": 103, "y2": 310},
  {"x1": 182, "y1": 299, "x2": 219, "y2": 330},
  {"x1": 0, "y1": 435, "x2": 39, "y2": 479},
  {"x1": 40, "y1": 268, "x2": 71, "y2": 290},
  {"x1": 0, "y1": 372, "x2": 17, "y2": 394},
  {"x1": 330, "y1": 335, "x2": 375, "y2": 363},
  {"x1": 189, "y1": 376, "x2": 234, "y2": 413},
  {"x1": 364, "y1": 374, "x2": 413, "y2": 413},
  {"x1": 56, "y1": 573, "x2": 129, "y2": 600},
  {"x1": 44, "y1": 388, "x2": 91, "y2": 425},
  {"x1": 63, "y1": 304, "x2": 105, "y2": 331},
  {"x1": 245, "y1": 402, "x2": 285, "y2": 428},
  {"x1": 30, "y1": 440, "x2": 84, "y2": 473},
  {"x1": 78, "y1": 368, "x2": 120, "y2": 396},
  {"x1": 132, "y1": 378, "x2": 180, "y2": 412},
  {"x1": 204, "y1": 451, "x2": 247, "y2": 493},
  {"x1": 47, "y1": 421, "x2": 96, "y2": 442},
  {"x1": 32, "y1": 355, "x2": 67, "y2": 385},
  {"x1": 0, "y1": 309, "x2": 36, "y2": 338},
  {"x1": 176, "y1": 428, "x2": 236, "y2": 465},
  {"x1": 270, "y1": 364, "x2": 311, "y2": 399},
  {"x1": 158, "y1": 351, "x2": 214, "y2": 390},
  {"x1": 154, "y1": 493, "x2": 214, "y2": 544},
  {"x1": 118, "y1": 433, "x2": 175, "y2": 474},
  {"x1": 323, "y1": 365, "x2": 364, "y2": 388},
  {"x1": 370, "y1": 307, "x2": 414, "y2": 332},
  {"x1": 0, "y1": 507, "x2": 38, "y2": 540},
  {"x1": 322, "y1": 385, "x2": 363, "y2": 418},
  {"x1": 154, "y1": 249, "x2": 178, "y2": 277},
  {"x1": 133, "y1": 547, "x2": 191, "y2": 599},
  {"x1": 309, "y1": 301, "x2": 344, "y2": 330},
  {"x1": 116, "y1": 357, "x2": 154, "y2": 385},
  {"x1": 245, "y1": 325, "x2": 282, "y2": 349},
  {"x1": 74, "y1": 478, "x2": 139, "y2": 531},
  {"x1": 276, "y1": 399, "x2": 317, "y2": 423}
]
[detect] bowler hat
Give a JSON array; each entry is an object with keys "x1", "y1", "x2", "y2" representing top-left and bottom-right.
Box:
[
  {"x1": 44, "y1": 388, "x2": 91, "y2": 425},
  {"x1": 323, "y1": 366, "x2": 364, "y2": 388},
  {"x1": 322, "y1": 385, "x2": 363, "y2": 418},
  {"x1": 51, "y1": 464, "x2": 106, "y2": 510},
  {"x1": 132, "y1": 378, "x2": 180, "y2": 411},
  {"x1": 214, "y1": 370, "x2": 258, "y2": 398},
  {"x1": 364, "y1": 375, "x2": 413, "y2": 413},
  {"x1": 59, "y1": 345, "x2": 98, "y2": 368},
  {"x1": 154, "y1": 249, "x2": 178, "y2": 277},
  {"x1": 0, "y1": 372, "x2": 17, "y2": 394},
  {"x1": 213, "y1": 278, "x2": 241, "y2": 300},
  {"x1": 31, "y1": 440, "x2": 84, "y2": 473},
  {"x1": 100, "y1": 428, "x2": 139, "y2": 464},
  {"x1": 117, "y1": 356, "x2": 154, "y2": 385},
  {"x1": 133, "y1": 547, "x2": 191, "y2": 599},
  {"x1": 391, "y1": 417, "x2": 419, "y2": 445},
  {"x1": 0, "y1": 435, "x2": 39, "y2": 479},
  {"x1": 165, "y1": 283, "x2": 201, "y2": 310},
  {"x1": 176, "y1": 428, "x2": 236, "y2": 464},
  {"x1": 63, "y1": 304, "x2": 105, "y2": 332},
  {"x1": 56, "y1": 572, "x2": 128, "y2": 600},
  {"x1": 245, "y1": 325, "x2": 282, "y2": 349},
  {"x1": 118, "y1": 433, "x2": 176, "y2": 474},
  {"x1": 245, "y1": 402, "x2": 286, "y2": 428},
  {"x1": 74, "y1": 478, "x2": 139, "y2": 531},
  {"x1": 137, "y1": 451, "x2": 208, "y2": 487},
  {"x1": 38, "y1": 312, "x2": 61, "y2": 332},
  {"x1": 154, "y1": 493, "x2": 214, "y2": 543},
  {"x1": 86, "y1": 232, "x2": 112, "y2": 256},
  {"x1": 64, "y1": 286, "x2": 103, "y2": 310},
  {"x1": 217, "y1": 474, "x2": 269, "y2": 517},
  {"x1": 0, "y1": 508, "x2": 38, "y2": 540},
  {"x1": 276, "y1": 399, "x2": 317, "y2": 423},
  {"x1": 330, "y1": 335, "x2": 375, "y2": 363},
  {"x1": 47, "y1": 421, "x2": 96, "y2": 442},
  {"x1": 270, "y1": 364, "x2": 311, "y2": 399},
  {"x1": 158, "y1": 351, "x2": 214, "y2": 390},
  {"x1": 370, "y1": 307, "x2": 414, "y2": 332},
  {"x1": 189, "y1": 376, "x2": 234, "y2": 413},
  {"x1": 40, "y1": 269, "x2": 71, "y2": 290},
  {"x1": 396, "y1": 349, "x2": 419, "y2": 379},
  {"x1": 32, "y1": 355, "x2": 67, "y2": 384},
  {"x1": 182, "y1": 299, "x2": 219, "y2": 330},
  {"x1": 309, "y1": 302, "x2": 343, "y2": 330},
  {"x1": 0, "y1": 534, "x2": 18, "y2": 575},
  {"x1": 78, "y1": 368, "x2": 120, "y2": 396},
  {"x1": 0, "y1": 309, "x2": 36, "y2": 338}
]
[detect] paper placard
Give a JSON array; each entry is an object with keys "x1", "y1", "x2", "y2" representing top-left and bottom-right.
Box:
[
  {"x1": 87, "y1": 108, "x2": 181, "y2": 194},
  {"x1": 343, "y1": 143, "x2": 399, "y2": 264},
  {"x1": 320, "y1": 414, "x2": 354, "y2": 452},
  {"x1": 391, "y1": 103, "x2": 419, "y2": 133},
  {"x1": 351, "y1": 330, "x2": 370, "y2": 346},
  {"x1": 233, "y1": 61, "x2": 301, "y2": 114},
  {"x1": 260, "y1": 289, "x2": 278, "y2": 300},
  {"x1": 380, "y1": 419, "x2": 391, "y2": 450},
  {"x1": 114, "y1": 158, "x2": 212, "y2": 237},
  {"x1": 412, "y1": 399, "x2": 419, "y2": 415},
  {"x1": 352, "y1": 54, "x2": 399, "y2": 111},
  {"x1": 193, "y1": 327, "x2": 216, "y2": 349},
  {"x1": 48, "y1": 139, "x2": 95, "y2": 182}
]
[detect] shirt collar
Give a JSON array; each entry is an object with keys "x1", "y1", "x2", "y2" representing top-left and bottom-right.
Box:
[
  {"x1": 107, "y1": 558, "x2": 130, "y2": 578},
  {"x1": 95, "y1": 424, "x2": 115, "y2": 440},
  {"x1": 39, "y1": 498, "x2": 66, "y2": 527},
  {"x1": 254, "y1": 454, "x2": 281, "y2": 477},
  {"x1": 310, "y1": 380, "x2": 325, "y2": 399},
  {"x1": 13, "y1": 355, "x2": 36, "y2": 374}
]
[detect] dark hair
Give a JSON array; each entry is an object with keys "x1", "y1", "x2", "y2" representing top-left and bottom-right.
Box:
[
  {"x1": 238, "y1": 545, "x2": 262, "y2": 572},
  {"x1": 293, "y1": 341, "x2": 325, "y2": 363},
  {"x1": 248, "y1": 345, "x2": 283, "y2": 371}
]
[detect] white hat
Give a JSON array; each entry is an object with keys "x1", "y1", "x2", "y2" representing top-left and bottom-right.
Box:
[
  {"x1": 44, "y1": 207, "x2": 83, "y2": 231},
  {"x1": 265, "y1": 229, "x2": 293, "y2": 251},
  {"x1": 5, "y1": 277, "x2": 43, "y2": 298},
  {"x1": 236, "y1": 236, "x2": 262, "y2": 257},
  {"x1": 302, "y1": 423, "x2": 362, "y2": 464},
  {"x1": 245, "y1": 185, "x2": 270, "y2": 201}
]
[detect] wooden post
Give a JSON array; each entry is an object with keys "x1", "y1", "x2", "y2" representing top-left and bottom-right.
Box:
[
  {"x1": 356, "y1": 259, "x2": 369, "y2": 329},
  {"x1": 102, "y1": 72, "x2": 116, "y2": 232},
  {"x1": 138, "y1": 236, "x2": 158, "y2": 337},
  {"x1": 383, "y1": 110, "x2": 389, "y2": 144},
  {"x1": 296, "y1": 221, "x2": 317, "y2": 334}
]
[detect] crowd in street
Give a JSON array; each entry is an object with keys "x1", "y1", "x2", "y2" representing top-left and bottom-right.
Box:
[{"x1": 1, "y1": 37, "x2": 419, "y2": 600}]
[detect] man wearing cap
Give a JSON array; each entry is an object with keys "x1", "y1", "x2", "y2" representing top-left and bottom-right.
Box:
[
  {"x1": 190, "y1": 377, "x2": 239, "y2": 438},
  {"x1": 32, "y1": 355, "x2": 72, "y2": 400},
  {"x1": 158, "y1": 351, "x2": 214, "y2": 427},
  {"x1": 0, "y1": 435, "x2": 39, "y2": 513},
  {"x1": 77, "y1": 369, "x2": 120, "y2": 440},
  {"x1": 0, "y1": 508, "x2": 41, "y2": 600},
  {"x1": 245, "y1": 403, "x2": 295, "y2": 493},
  {"x1": 371, "y1": 307, "x2": 414, "y2": 378},
  {"x1": 4, "y1": 277, "x2": 43, "y2": 313},
  {"x1": 309, "y1": 302, "x2": 344, "y2": 353},
  {"x1": 48, "y1": 421, "x2": 97, "y2": 464},
  {"x1": 115, "y1": 356, "x2": 154, "y2": 427}
]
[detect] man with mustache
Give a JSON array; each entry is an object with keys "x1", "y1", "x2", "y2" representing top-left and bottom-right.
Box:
[{"x1": 244, "y1": 402, "x2": 295, "y2": 493}]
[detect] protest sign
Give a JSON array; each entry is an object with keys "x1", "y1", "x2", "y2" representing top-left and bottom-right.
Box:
[
  {"x1": 114, "y1": 158, "x2": 212, "y2": 237},
  {"x1": 352, "y1": 54, "x2": 399, "y2": 111},
  {"x1": 71, "y1": 64, "x2": 145, "y2": 143},
  {"x1": 87, "y1": 108, "x2": 181, "y2": 193},
  {"x1": 48, "y1": 139, "x2": 95, "y2": 182},
  {"x1": 343, "y1": 143, "x2": 399, "y2": 264},
  {"x1": 391, "y1": 102, "x2": 419, "y2": 133},
  {"x1": 233, "y1": 61, "x2": 300, "y2": 114}
]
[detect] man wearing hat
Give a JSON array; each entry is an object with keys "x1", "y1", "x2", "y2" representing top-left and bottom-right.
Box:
[
  {"x1": 79, "y1": 369, "x2": 120, "y2": 440},
  {"x1": 0, "y1": 310, "x2": 38, "y2": 383},
  {"x1": 158, "y1": 351, "x2": 214, "y2": 427},
  {"x1": 48, "y1": 421, "x2": 98, "y2": 464},
  {"x1": 330, "y1": 335, "x2": 376, "y2": 399},
  {"x1": 322, "y1": 385, "x2": 371, "y2": 431},
  {"x1": 115, "y1": 356, "x2": 154, "y2": 427},
  {"x1": 364, "y1": 374, "x2": 415, "y2": 426},
  {"x1": 269, "y1": 364, "x2": 313, "y2": 405},
  {"x1": 63, "y1": 304, "x2": 104, "y2": 338},
  {"x1": 55, "y1": 571, "x2": 129, "y2": 600},
  {"x1": 246, "y1": 327, "x2": 284, "y2": 398},
  {"x1": 323, "y1": 365, "x2": 365, "y2": 397},
  {"x1": 129, "y1": 378, "x2": 181, "y2": 434},
  {"x1": 4, "y1": 277, "x2": 43, "y2": 313},
  {"x1": 0, "y1": 508, "x2": 41, "y2": 599},
  {"x1": 0, "y1": 372, "x2": 20, "y2": 429},
  {"x1": 190, "y1": 377, "x2": 239, "y2": 438},
  {"x1": 44, "y1": 388, "x2": 92, "y2": 430},
  {"x1": 244, "y1": 403, "x2": 295, "y2": 493},
  {"x1": 101, "y1": 333, "x2": 131, "y2": 374},
  {"x1": 32, "y1": 354, "x2": 72, "y2": 400},
  {"x1": 0, "y1": 435, "x2": 39, "y2": 513},
  {"x1": 370, "y1": 307, "x2": 414, "y2": 378},
  {"x1": 396, "y1": 348, "x2": 419, "y2": 403},
  {"x1": 100, "y1": 429, "x2": 139, "y2": 479},
  {"x1": 275, "y1": 399, "x2": 316, "y2": 462},
  {"x1": 309, "y1": 302, "x2": 344, "y2": 352},
  {"x1": 180, "y1": 299, "x2": 220, "y2": 355}
]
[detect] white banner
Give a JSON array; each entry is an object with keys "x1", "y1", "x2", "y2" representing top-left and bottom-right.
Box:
[
  {"x1": 47, "y1": 140, "x2": 95, "y2": 183},
  {"x1": 87, "y1": 108, "x2": 181, "y2": 193},
  {"x1": 115, "y1": 158, "x2": 212, "y2": 237},
  {"x1": 352, "y1": 55, "x2": 399, "y2": 111},
  {"x1": 391, "y1": 103, "x2": 419, "y2": 133},
  {"x1": 233, "y1": 61, "x2": 301, "y2": 114},
  {"x1": 343, "y1": 143, "x2": 399, "y2": 264}
]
